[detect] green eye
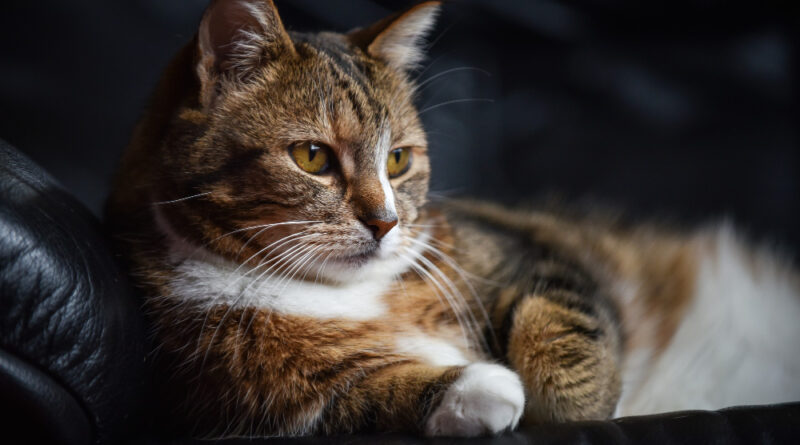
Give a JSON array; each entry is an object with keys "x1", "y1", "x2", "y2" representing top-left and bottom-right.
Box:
[
  {"x1": 387, "y1": 147, "x2": 412, "y2": 178},
  {"x1": 290, "y1": 142, "x2": 331, "y2": 174}
]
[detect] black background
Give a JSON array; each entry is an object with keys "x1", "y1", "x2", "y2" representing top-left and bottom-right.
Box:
[{"x1": 1, "y1": 0, "x2": 797, "y2": 254}]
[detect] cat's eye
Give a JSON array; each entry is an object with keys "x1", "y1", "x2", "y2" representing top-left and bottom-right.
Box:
[
  {"x1": 387, "y1": 147, "x2": 412, "y2": 178},
  {"x1": 290, "y1": 142, "x2": 331, "y2": 175}
]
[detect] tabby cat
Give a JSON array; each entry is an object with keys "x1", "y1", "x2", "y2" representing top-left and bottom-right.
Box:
[{"x1": 106, "y1": 0, "x2": 800, "y2": 438}]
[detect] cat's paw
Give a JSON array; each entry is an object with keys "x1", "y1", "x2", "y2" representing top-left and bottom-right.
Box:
[{"x1": 425, "y1": 363, "x2": 525, "y2": 437}]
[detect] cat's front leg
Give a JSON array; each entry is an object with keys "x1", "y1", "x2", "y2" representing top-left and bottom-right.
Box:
[
  {"x1": 496, "y1": 289, "x2": 623, "y2": 423},
  {"x1": 321, "y1": 361, "x2": 525, "y2": 437}
]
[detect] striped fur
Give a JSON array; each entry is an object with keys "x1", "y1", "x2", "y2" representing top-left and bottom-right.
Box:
[{"x1": 107, "y1": 0, "x2": 800, "y2": 438}]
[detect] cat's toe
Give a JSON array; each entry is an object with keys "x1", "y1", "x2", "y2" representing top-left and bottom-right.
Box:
[{"x1": 425, "y1": 363, "x2": 525, "y2": 437}]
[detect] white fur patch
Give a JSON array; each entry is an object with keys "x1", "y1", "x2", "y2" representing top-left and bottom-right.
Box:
[
  {"x1": 425, "y1": 363, "x2": 524, "y2": 437},
  {"x1": 153, "y1": 207, "x2": 408, "y2": 320},
  {"x1": 616, "y1": 224, "x2": 800, "y2": 416},
  {"x1": 169, "y1": 255, "x2": 392, "y2": 320},
  {"x1": 376, "y1": 128, "x2": 398, "y2": 216},
  {"x1": 395, "y1": 334, "x2": 470, "y2": 367}
]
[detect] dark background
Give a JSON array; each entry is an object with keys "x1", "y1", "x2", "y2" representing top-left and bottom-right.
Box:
[{"x1": 1, "y1": 0, "x2": 797, "y2": 254}]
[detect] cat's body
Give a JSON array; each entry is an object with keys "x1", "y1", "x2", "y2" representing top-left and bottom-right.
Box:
[{"x1": 107, "y1": 0, "x2": 800, "y2": 438}]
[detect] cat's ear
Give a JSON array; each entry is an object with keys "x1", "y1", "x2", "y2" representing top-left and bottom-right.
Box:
[
  {"x1": 196, "y1": 0, "x2": 294, "y2": 107},
  {"x1": 348, "y1": 1, "x2": 441, "y2": 72}
]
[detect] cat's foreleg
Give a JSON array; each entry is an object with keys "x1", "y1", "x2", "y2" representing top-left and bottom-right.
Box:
[
  {"x1": 321, "y1": 361, "x2": 525, "y2": 437},
  {"x1": 496, "y1": 289, "x2": 623, "y2": 423}
]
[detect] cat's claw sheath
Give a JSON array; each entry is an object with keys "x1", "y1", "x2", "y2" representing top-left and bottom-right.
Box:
[{"x1": 425, "y1": 363, "x2": 525, "y2": 437}]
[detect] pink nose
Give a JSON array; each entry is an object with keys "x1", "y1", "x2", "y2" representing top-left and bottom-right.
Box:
[{"x1": 361, "y1": 215, "x2": 398, "y2": 241}]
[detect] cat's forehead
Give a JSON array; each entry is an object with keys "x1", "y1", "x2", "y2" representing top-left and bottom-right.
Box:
[
  {"x1": 292, "y1": 32, "x2": 372, "y2": 85},
  {"x1": 219, "y1": 30, "x2": 423, "y2": 154}
]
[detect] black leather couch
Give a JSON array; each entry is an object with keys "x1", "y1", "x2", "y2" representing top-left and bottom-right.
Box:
[{"x1": 2, "y1": 142, "x2": 800, "y2": 444}]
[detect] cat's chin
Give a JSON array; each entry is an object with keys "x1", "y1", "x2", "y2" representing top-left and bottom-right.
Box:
[{"x1": 335, "y1": 249, "x2": 379, "y2": 266}]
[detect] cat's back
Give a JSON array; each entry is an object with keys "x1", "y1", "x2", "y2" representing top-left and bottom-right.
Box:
[
  {"x1": 438, "y1": 200, "x2": 800, "y2": 415},
  {"x1": 616, "y1": 223, "x2": 800, "y2": 415}
]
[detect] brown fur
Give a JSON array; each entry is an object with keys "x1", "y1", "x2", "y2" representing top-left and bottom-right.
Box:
[{"x1": 107, "y1": 0, "x2": 708, "y2": 438}]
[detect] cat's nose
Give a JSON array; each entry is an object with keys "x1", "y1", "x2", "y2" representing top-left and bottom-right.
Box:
[{"x1": 360, "y1": 214, "x2": 398, "y2": 241}]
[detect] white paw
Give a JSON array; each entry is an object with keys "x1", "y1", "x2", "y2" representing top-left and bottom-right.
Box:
[{"x1": 425, "y1": 363, "x2": 525, "y2": 437}]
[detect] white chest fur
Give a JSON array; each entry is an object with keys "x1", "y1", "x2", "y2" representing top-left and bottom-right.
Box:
[
  {"x1": 168, "y1": 255, "x2": 392, "y2": 320},
  {"x1": 154, "y1": 208, "x2": 394, "y2": 320}
]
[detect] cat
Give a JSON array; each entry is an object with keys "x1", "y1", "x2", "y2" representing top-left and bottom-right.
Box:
[{"x1": 106, "y1": 0, "x2": 800, "y2": 438}]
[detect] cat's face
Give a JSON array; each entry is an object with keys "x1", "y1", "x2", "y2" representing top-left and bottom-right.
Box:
[{"x1": 157, "y1": 1, "x2": 440, "y2": 283}]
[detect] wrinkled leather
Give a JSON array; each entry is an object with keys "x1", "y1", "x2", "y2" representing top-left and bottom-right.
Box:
[{"x1": 0, "y1": 140, "x2": 148, "y2": 444}]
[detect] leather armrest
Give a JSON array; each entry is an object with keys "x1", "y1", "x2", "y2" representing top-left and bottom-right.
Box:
[{"x1": 0, "y1": 140, "x2": 149, "y2": 444}]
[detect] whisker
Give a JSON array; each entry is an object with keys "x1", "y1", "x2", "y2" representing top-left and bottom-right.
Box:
[
  {"x1": 185, "y1": 220, "x2": 319, "y2": 263},
  {"x1": 418, "y1": 98, "x2": 494, "y2": 115},
  {"x1": 398, "y1": 251, "x2": 474, "y2": 348},
  {"x1": 152, "y1": 191, "x2": 211, "y2": 205},
  {"x1": 416, "y1": 66, "x2": 490, "y2": 90},
  {"x1": 236, "y1": 220, "x2": 321, "y2": 259},
  {"x1": 199, "y1": 240, "x2": 318, "y2": 370},
  {"x1": 248, "y1": 242, "x2": 319, "y2": 295},
  {"x1": 193, "y1": 232, "x2": 316, "y2": 364},
  {"x1": 313, "y1": 249, "x2": 335, "y2": 284},
  {"x1": 404, "y1": 236, "x2": 493, "y2": 352}
]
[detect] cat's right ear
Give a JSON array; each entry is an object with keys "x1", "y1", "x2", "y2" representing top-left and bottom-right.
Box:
[{"x1": 196, "y1": 0, "x2": 295, "y2": 108}]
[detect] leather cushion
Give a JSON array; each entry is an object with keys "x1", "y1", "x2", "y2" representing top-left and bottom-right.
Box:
[
  {"x1": 0, "y1": 140, "x2": 149, "y2": 444},
  {"x1": 166, "y1": 402, "x2": 800, "y2": 444}
]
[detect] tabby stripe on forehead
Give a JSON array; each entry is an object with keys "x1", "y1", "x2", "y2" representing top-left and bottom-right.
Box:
[
  {"x1": 319, "y1": 50, "x2": 387, "y2": 126},
  {"x1": 345, "y1": 89, "x2": 367, "y2": 124},
  {"x1": 328, "y1": 64, "x2": 373, "y2": 125},
  {"x1": 313, "y1": 39, "x2": 371, "y2": 91}
]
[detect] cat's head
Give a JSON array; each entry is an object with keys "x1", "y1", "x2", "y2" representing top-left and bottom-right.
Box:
[{"x1": 153, "y1": 0, "x2": 441, "y2": 282}]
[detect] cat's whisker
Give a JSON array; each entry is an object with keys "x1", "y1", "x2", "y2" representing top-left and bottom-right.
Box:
[
  {"x1": 411, "y1": 50, "x2": 449, "y2": 82},
  {"x1": 418, "y1": 98, "x2": 494, "y2": 116},
  {"x1": 399, "y1": 248, "x2": 474, "y2": 337},
  {"x1": 416, "y1": 66, "x2": 491, "y2": 90},
  {"x1": 404, "y1": 235, "x2": 493, "y2": 353},
  {"x1": 401, "y1": 246, "x2": 482, "y2": 346},
  {"x1": 235, "y1": 245, "x2": 323, "y2": 348},
  {"x1": 194, "y1": 232, "x2": 317, "y2": 365},
  {"x1": 152, "y1": 191, "x2": 212, "y2": 205},
  {"x1": 236, "y1": 221, "x2": 321, "y2": 259},
  {"x1": 200, "y1": 240, "x2": 319, "y2": 371},
  {"x1": 406, "y1": 228, "x2": 502, "y2": 287},
  {"x1": 185, "y1": 220, "x2": 319, "y2": 264},
  {"x1": 273, "y1": 245, "x2": 325, "y2": 294},
  {"x1": 234, "y1": 230, "x2": 318, "y2": 279},
  {"x1": 268, "y1": 243, "x2": 321, "y2": 292},
  {"x1": 426, "y1": 189, "x2": 464, "y2": 200},
  {"x1": 248, "y1": 242, "x2": 320, "y2": 296},
  {"x1": 398, "y1": 251, "x2": 473, "y2": 348},
  {"x1": 404, "y1": 223, "x2": 442, "y2": 229},
  {"x1": 404, "y1": 232, "x2": 485, "y2": 330},
  {"x1": 313, "y1": 249, "x2": 336, "y2": 285}
]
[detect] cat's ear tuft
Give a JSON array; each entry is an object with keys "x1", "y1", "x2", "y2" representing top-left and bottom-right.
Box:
[
  {"x1": 349, "y1": 1, "x2": 441, "y2": 72},
  {"x1": 196, "y1": 0, "x2": 294, "y2": 107}
]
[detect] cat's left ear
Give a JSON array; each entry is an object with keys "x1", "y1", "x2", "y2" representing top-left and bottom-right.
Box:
[
  {"x1": 196, "y1": 0, "x2": 295, "y2": 108},
  {"x1": 348, "y1": 1, "x2": 441, "y2": 72}
]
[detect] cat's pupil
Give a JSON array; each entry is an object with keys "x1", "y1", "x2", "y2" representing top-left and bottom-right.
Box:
[
  {"x1": 308, "y1": 144, "x2": 318, "y2": 162},
  {"x1": 394, "y1": 150, "x2": 401, "y2": 163}
]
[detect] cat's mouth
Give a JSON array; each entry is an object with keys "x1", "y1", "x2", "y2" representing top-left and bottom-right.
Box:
[{"x1": 334, "y1": 247, "x2": 379, "y2": 266}]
